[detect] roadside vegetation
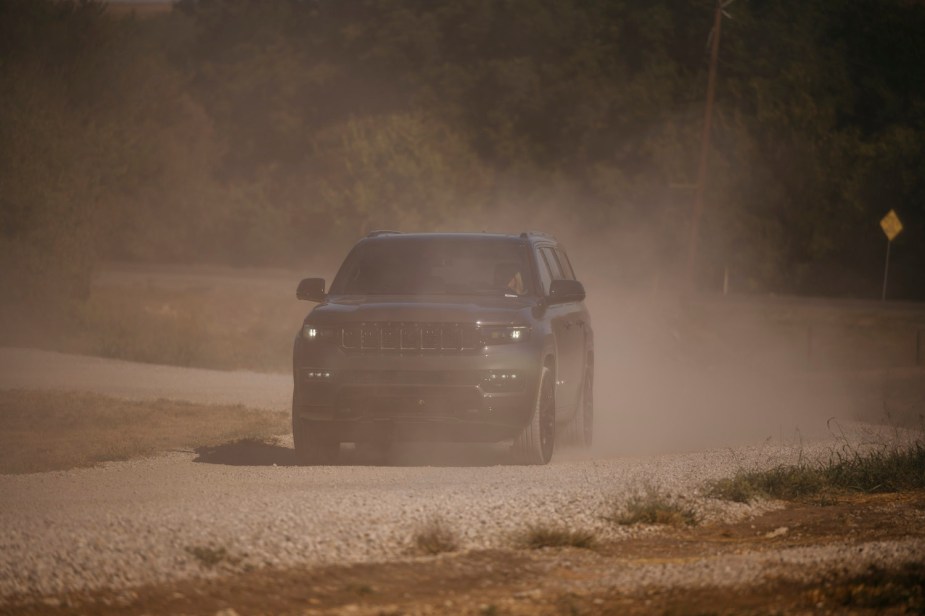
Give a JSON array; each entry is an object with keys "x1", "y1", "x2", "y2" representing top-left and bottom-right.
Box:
[
  {"x1": 0, "y1": 390, "x2": 289, "y2": 473},
  {"x1": 185, "y1": 545, "x2": 240, "y2": 569},
  {"x1": 3, "y1": 0, "x2": 925, "y2": 322},
  {"x1": 411, "y1": 517, "x2": 460, "y2": 556},
  {"x1": 0, "y1": 278, "x2": 307, "y2": 373},
  {"x1": 3, "y1": 3, "x2": 925, "y2": 375},
  {"x1": 708, "y1": 439, "x2": 925, "y2": 503},
  {"x1": 516, "y1": 525, "x2": 597, "y2": 550},
  {"x1": 75, "y1": 282, "x2": 305, "y2": 372},
  {"x1": 612, "y1": 487, "x2": 699, "y2": 527}
]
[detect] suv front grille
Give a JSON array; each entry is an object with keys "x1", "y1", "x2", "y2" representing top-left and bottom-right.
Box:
[{"x1": 338, "y1": 323, "x2": 481, "y2": 353}]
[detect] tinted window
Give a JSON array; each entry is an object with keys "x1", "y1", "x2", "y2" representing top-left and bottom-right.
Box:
[
  {"x1": 555, "y1": 248, "x2": 576, "y2": 280},
  {"x1": 331, "y1": 238, "x2": 533, "y2": 296},
  {"x1": 536, "y1": 250, "x2": 553, "y2": 295},
  {"x1": 540, "y1": 247, "x2": 565, "y2": 280}
]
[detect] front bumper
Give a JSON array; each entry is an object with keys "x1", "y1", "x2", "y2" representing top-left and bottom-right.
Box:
[{"x1": 292, "y1": 338, "x2": 541, "y2": 442}]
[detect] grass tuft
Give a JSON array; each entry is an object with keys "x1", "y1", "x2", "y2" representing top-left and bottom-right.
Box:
[
  {"x1": 517, "y1": 525, "x2": 597, "y2": 550},
  {"x1": 708, "y1": 465, "x2": 826, "y2": 503},
  {"x1": 708, "y1": 441, "x2": 925, "y2": 503},
  {"x1": 411, "y1": 517, "x2": 459, "y2": 555},
  {"x1": 613, "y1": 488, "x2": 698, "y2": 527},
  {"x1": 186, "y1": 545, "x2": 237, "y2": 568}
]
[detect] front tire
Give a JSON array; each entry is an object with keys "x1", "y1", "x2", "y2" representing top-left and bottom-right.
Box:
[
  {"x1": 292, "y1": 416, "x2": 340, "y2": 465},
  {"x1": 512, "y1": 366, "x2": 555, "y2": 465}
]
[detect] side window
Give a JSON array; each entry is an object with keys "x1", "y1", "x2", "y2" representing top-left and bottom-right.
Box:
[
  {"x1": 540, "y1": 247, "x2": 564, "y2": 280},
  {"x1": 555, "y1": 248, "x2": 576, "y2": 280},
  {"x1": 536, "y1": 249, "x2": 554, "y2": 295}
]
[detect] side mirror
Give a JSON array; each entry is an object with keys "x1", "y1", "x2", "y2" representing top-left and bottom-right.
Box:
[
  {"x1": 548, "y1": 279, "x2": 585, "y2": 304},
  {"x1": 296, "y1": 278, "x2": 326, "y2": 302}
]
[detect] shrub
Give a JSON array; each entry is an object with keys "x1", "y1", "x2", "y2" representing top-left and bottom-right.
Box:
[{"x1": 411, "y1": 517, "x2": 459, "y2": 555}]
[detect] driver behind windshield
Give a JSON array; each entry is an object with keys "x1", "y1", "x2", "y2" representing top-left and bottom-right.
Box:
[{"x1": 494, "y1": 262, "x2": 525, "y2": 296}]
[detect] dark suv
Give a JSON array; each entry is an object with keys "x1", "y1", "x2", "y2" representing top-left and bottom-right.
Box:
[{"x1": 292, "y1": 231, "x2": 593, "y2": 465}]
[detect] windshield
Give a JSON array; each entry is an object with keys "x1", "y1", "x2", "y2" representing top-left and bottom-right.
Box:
[{"x1": 330, "y1": 238, "x2": 533, "y2": 297}]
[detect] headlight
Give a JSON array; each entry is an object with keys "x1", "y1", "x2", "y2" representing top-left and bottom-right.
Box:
[
  {"x1": 302, "y1": 324, "x2": 337, "y2": 341},
  {"x1": 480, "y1": 325, "x2": 530, "y2": 345}
]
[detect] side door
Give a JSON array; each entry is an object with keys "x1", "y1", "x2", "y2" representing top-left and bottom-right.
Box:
[{"x1": 537, "y1": 246, "x2": 583, "y2": 415}]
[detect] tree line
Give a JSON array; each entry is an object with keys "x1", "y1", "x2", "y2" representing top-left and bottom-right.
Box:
[{"x1": 1, "y1": 0, "x2": 923, "y2": 304}]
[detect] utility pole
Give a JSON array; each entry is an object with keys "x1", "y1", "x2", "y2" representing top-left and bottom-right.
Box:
[{"x1": 686, "y1": 0, "x2": 727, "y2": 290}]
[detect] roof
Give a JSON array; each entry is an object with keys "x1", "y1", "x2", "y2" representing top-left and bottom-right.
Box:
[{"x1": 362, "y1": 231, "x2": 558, "y2": 244}]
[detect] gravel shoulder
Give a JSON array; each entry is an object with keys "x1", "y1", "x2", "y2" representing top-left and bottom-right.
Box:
[
  {"x1": 0, "y1": 442, "x2": 751, "y2": 598},
  {"x1": 6, "y1": 492, "x2": 925, "y2": 615},
  {"x1": 0, "y1": 426, "x2": 900, "y2": 602}
]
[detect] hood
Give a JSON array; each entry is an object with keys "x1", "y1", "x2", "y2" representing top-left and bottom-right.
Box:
[{"x1": 307, "y1": 294, "x2": 535, "y2": 325}]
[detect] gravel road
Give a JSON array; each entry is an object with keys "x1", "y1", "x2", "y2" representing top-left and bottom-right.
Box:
[
  {"x1": 0, "y1": 347, "x2": 919, "y2": 603},
  {"x1": 0, "y1": 437, "x2": 829, "y2": 599}
]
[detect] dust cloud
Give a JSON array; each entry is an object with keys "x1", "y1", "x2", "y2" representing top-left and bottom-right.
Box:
[
  {"x1": 582, "y1": 288, "x2": 851, "y2": 456},
  {"x1": 575, "y1": 247, "x2": 921, "y2": 456},
  {"x1": 429, "y1": 201, "x2": 909, "y2": 458}
]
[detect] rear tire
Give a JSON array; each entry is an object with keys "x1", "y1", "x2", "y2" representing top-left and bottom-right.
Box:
[
  {"x1": 512, "y1": 366, "x2": 555, "y2": 465},
  {"x1": 292, "y1": 416, "x2": 339, "y2": 465}
]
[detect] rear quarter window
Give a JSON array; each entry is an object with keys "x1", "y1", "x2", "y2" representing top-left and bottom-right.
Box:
[
  {"x1": 539, "y1": 247, "x2": 565, "y2": 281},
  {"x1": 555, "y1": 248, "x2": 576, "y2": 280}
]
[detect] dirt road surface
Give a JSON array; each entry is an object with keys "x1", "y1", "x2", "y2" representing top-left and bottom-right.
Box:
[{"x1": 1, "y1": 346, "x2": 923, "y2": 614}]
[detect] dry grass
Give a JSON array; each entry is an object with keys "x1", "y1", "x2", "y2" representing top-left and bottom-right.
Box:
[
  {"x1": 411, "y1": 517, "x2": 460, "y2": 555},
  {"x1": 516, "y1": 525, "x2": 597, "y2": 550},
  {"x1": 613, "y1": 488, "x2": 698, "y2": 527},
  {"x1": 74, "y1": 282, "x2": 305, "y2": 372},
  {"x1": 707, "y1": 439, "x2": 925, "y2": 504},
  {"x1": 0, "y1": 270, "x2": 309, "y2": 373},
  {"x1": 0, "y1": 390, "x2": 290, "y2": 474},
  {"x1": 185, "y1": 544, "x2": 239, "y2": 568}
]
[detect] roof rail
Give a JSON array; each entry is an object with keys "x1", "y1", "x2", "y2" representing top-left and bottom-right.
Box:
[
  {"x1": 366, "y1": 230, "x2": 402, "y2": 238},
  {"x1": 519, "y1": 231, "x2": 555, "y2": 240}
]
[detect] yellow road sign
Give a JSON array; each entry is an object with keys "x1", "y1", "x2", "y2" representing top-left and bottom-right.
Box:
[{"x1": 880, "y1": 209, "x2": 903, "y2": 241}]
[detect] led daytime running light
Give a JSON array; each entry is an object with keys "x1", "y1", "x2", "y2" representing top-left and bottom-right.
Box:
[{"x1": 480, "y1": 325, "x2": 530, "y2": 345}]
